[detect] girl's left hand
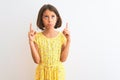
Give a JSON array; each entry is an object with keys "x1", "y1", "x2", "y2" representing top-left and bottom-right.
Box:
[{"x1": 63, "y1": 23, "x2": 70, "y2": 41}]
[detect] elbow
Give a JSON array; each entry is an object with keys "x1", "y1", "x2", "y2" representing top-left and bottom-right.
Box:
[
  {"x1": 34, "y1": 61, "x2": 39, "y2": 64},
  {"x1": 34, "y1": 59, "x2": 40, "y2": 64},
  {"x1": 60, "y1": 58, "x2": 67, "y2": 62}
]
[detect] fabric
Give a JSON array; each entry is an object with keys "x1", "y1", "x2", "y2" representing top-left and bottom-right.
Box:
[{"x1": 33, "y1": 32, "x2": 66, "y2": 80}]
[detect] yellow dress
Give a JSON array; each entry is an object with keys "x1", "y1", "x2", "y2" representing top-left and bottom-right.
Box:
[{"x1": 33, "y1": 32, "x2": 66, "y2": 80}]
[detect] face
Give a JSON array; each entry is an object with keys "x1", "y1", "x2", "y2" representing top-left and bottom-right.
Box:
[{"x1": 42, "y1": 9, "x2": 58, "y2": 29}]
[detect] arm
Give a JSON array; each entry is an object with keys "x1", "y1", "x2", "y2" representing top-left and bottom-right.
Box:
[
  {"x1": 60, "y1": 39, "x2": 70, "y2": 62},
  {"x1": 60, "y1": 23, "x2": 70, "y2": 62},
  {"x1": 28, "y1": 23, "x2": 40, "y2": 64},
  {"x1": 29, "y1": 41, "x2": 40, "y2": 64}
]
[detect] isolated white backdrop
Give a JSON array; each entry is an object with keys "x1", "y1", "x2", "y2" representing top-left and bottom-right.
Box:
[{"x1": 0, "y1": 0, "x2": 120, "y2": 80}]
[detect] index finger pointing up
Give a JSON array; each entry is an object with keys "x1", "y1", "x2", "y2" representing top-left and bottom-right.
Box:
[
  {"x1": 30, "y1": 23, "x2": 33, "y2": 31},
  {"x1": 65, "y1": 22, "x2": 68, "y2": 29}
]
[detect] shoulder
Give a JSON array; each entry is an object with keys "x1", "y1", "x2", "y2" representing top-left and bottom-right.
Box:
[
  {"x1": 35, "y1": 32, "x2": 42, "y2": 37},
  {"x1": 33, "y1": 32, "x2": 43, "y2": 43},
  {"x1": 59, "y1": 32, "x2": 65, "y2": 38},
  {"x1": 59, "y1": 31, "x2": 66, "y2": 41},
  {"x1": 34, "y1": 32, "x2": 43, "y2": 41}
]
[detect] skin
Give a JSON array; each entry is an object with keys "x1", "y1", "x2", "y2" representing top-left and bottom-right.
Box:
[{"x1": 28, "y1": 9, "x2": 70, "y2": 64}]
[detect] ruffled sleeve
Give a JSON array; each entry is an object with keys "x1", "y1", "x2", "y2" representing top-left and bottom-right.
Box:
[
  {"x1": 33, "y1": 33, "x2": 39, "y2": 45},
  {"x1": 61, "y1": 32, "x2": 67, "y2": 44}
]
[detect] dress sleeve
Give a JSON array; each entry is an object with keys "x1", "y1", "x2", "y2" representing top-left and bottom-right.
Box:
[
  {"x1": 33, "y1": 33, "x2": 39, "y2": 45},
  {"x1": 61, "y1": 32, "x2": 67, "y2": 44}
]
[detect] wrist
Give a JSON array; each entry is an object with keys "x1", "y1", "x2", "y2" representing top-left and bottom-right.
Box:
[
  {"x1": 67, "y1": 40, "x2": 71, "y2": 44},
  {"x1": 29, "y1": 39, "x2": 34, "y2": 43},
  {"x1": 67, "y1": 37, "x2": 71, "y2": 42}
]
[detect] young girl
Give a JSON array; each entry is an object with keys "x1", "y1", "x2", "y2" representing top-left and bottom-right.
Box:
[{"x1": 28, "y1": 4, "x2": 70, "y2": 80}]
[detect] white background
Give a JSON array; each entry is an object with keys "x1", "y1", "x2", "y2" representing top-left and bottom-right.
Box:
[{"x1": 0, "y1": 0, "x2": 120, "y2": 80}]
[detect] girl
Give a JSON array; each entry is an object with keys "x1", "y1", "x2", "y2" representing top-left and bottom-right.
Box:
[{"x1": 28, "y1": 4, "x2": 70, "y2": 80}]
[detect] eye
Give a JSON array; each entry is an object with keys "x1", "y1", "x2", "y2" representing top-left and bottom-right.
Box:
[
  {"x1": 43, "y1": 15, "x2": 48, "y2": 19},
  {"x1": 45, "y1": 15, "x2": 48, "y2": 18},
  {"x1": 52, "y1": 15, "x2": 55, "y2": 18}
]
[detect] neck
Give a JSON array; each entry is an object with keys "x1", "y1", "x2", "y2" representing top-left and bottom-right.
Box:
[
  {"x1": 45, "y1": 28, "x2": 55, "y2": 32},
  {"x1": 42, "y1": 29, "x2": 59, "y2": 38},
  {"x1": 43, "y1": 28, "x2": 56, "y2": 34}
]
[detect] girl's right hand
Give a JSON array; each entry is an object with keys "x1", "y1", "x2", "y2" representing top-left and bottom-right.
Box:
[{"x1": 28, "y1": 23, "x2": 36, "y2": 42}]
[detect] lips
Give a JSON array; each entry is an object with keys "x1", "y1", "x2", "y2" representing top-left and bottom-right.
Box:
[{"x1": 48, "y1": 24, "x2": 53, "y2": 26}]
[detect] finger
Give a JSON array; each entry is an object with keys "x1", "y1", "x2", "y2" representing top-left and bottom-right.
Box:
[
  {"x1": 63, "y1": 23, "x2": 68, "y2": 32},
  {"x1": 30, "y1": 23, "x2": 33, "y2": 32},
  {"x1": 65, "y1": 22, "x2": 68, "y2": 29}
]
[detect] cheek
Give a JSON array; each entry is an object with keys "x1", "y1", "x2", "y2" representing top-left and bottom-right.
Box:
[
  {"x1": 42, "y1": 19, "x2": 47, "y2": 24},
  {"x1": 42, "y1": 20, "x2": 47, "y2": 27},
  {"x1": 54, "y1": 18, "x2": 58, "y2": 23}
]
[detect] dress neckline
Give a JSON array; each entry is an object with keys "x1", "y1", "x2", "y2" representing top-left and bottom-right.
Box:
[{"x1": 40, "y1": 32, "x2": 60, "y2": 39}]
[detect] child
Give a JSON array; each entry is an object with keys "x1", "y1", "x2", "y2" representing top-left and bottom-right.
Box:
[{"x1": 28, "y1": 4, "x2": 70, "y2": 80}]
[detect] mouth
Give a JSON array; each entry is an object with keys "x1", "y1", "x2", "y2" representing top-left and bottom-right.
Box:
[{"x1": 48, "y1": 24, "x2": 53, "y2": 26}]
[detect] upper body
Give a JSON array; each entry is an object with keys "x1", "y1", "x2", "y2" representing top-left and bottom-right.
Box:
[
  {"x1": 33, "y1": 31, "x2": 67, "y2": 66},
  {"x1": 28, "y1": 4, "x2": 70, "y2": 64}
]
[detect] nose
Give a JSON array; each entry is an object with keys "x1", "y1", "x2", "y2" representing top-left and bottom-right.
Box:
[{"x1": 48, "y1": 17, "x2": 52, "y2": 22}]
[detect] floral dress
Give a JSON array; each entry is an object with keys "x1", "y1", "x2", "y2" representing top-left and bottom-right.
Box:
[{"x1": 33, "y1": 32, "x2": 66, "y2": 80}]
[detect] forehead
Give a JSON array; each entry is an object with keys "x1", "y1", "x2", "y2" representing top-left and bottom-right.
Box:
[{"x1": 43, "y1": 9, "x2": 56, "y2": 15}]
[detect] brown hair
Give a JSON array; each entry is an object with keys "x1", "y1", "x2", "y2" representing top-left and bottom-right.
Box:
[{"x1": 36, "y1": 4, "x2": 62, "y2": 30}]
